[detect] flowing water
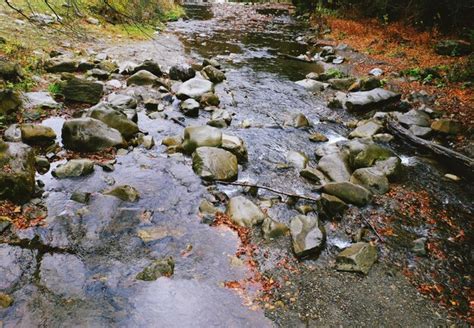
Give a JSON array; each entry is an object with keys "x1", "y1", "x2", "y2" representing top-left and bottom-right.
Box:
[{"x1": 1, "y1": 3, "x2": 472, "y2": 327}]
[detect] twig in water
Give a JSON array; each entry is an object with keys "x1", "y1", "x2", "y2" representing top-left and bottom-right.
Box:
[
  {"x1": 216, "y1": 181, "x2": 321, "y2": 203},
  {"x1": 170, "y1": 117, "x2": 186, "y2": 127},
  {"x1": 361, "y1": 215, "x2": 384, "y2": 243}
]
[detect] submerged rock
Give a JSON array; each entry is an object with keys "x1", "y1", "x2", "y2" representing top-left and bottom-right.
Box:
[
  {"x1": 226, "y1": 196, "x2": 266, "y2": 227},
  {"x1": 182, "y1": 126, "x2": 222, "y2": 153},
  {"x1": 105, "y1": 185, "x2": 140, "y2": 202},
  {"x1": 192, "y1": 147, "x2": 238, "y2": 181},
  {"x1": 62, "y1": 118, "x2": 124, "y2": 152},
  {"x1": 336, "y1": 242, "x2": 377, "y2": 274},
  {"x1": 52, "y1": 159, "x2": 94, "y2": 179},
  {"x1": 136, "y1": 257, "x2": 174, "y2": 281},
  {"x1": 290, "y1": 215, "x2": 325, "y2": 258},
  {"x1": 0, "y1": 142, "x2": 36, "y2": 202},
  {"x1": 322, "y1": 182, "x2": 372, "y2": 206},
  {"x1": 40, "y1": 253, "x2": 86, "y2": 298},
  {"x1": 20, "y1": 124, "x2": 56, "y2": 146}
]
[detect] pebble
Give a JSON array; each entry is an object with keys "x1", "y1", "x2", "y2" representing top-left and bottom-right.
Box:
[{"x1": 444, "y1": 173, "x2": 460, "y2": 181}]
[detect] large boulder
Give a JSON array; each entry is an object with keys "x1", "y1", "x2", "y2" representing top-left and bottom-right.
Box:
[
  {"x1": 176, "y1": 78, "x2": 213, "y2": 100},
  {"x1": 126, "y1": 70, "x2": 159, "y2": 86},
  {"x1": 181, "y1": 126, "x2": 222, "y2": 153},
  {"x1": 202, "y1": 65, "x2": 225, "y2": 83},
  {"x1": 169, "y1": 64, "x2": 196, "y2": 82},
  {"x1": 0, "y1": 60, "x2": 23, "y2": 81},
  {"x1": 0, "y1": 142, "x2": 36, "y2": 202},
  {"x1": 322, "y1": 182, "x2": 372, "y2": 206},
  {"x1": 350, "y1": 167, "x2": 389, "y2": 195},
  {"x1": 0, "y1": 89, "x2": 22, "y2": 119},
  {"x1": 192, "y1": 147, "x2": 238, "y2": 181},
  {"x1": 20, "y1": 124, "x2": 56, "y2": 146},
  {"x1": 290, "y1": 215, "x2": 325, "y2": 258},
  {"x1": 60, "y1": 76, "x2": 103, "y2": 104},
  {"x1": 62, "y1": 118, "x2": 124, "y2": 152},
  {"x1": 87, "y1": 106, "x2": 139, "y2": 139},
  {"x1": 226, "y1": 196, "x2": 266, "y2": 227},
  {"x1": 336, "y1": 242, "x2": 377, "y2": 274},
  {"x1": 52, "y1": 159, "x2": 94, "y2": 179},
  {"x1": 318, "y1": 152, "x2": 351, "y2": 182},
  {"x1": 343, "y1": 88, "x2": 401, "y2": 112}
]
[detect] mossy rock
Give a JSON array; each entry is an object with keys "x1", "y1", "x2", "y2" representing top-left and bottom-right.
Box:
[{"x1": 136, "y1": 257, "x2": 174, "y2": 281}]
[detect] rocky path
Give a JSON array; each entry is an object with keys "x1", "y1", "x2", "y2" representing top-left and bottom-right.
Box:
[{"x1": 0, "y1": 3, "x2": 472, "y2": 327}]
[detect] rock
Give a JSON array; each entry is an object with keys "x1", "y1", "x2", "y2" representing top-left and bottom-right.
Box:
[
  {"x1": 398, "y1": 110, "x2": 431, "y2": 127},
  {"x1": 89, "y1": 68, "x2": 109, "y2": 80},
  {"x1": 343, "y1": 88, "x2": 401, "y2": 112},
  {"x1": 200, "y1": 92, "x2": 220, "y2": 106},
  {"x1": 309, "y1": 132, "x2": 328, "y2": 142},
  {"x1": 221, "y1": 134, "x2": 248, "y2": 163},
  {"x1": 136, "y1": 257, "x2": 174, "y2": 281},
  {"x1": 62, "y1": 118, "x2": 124, "y2": 152},
  {"x1": 0, "y1": 244, "x2": 36, "y2": 290},
  {"x1": 52, "y1": 159, "x2": 94, "y2": 179},
  {"x1": 60, "y1": 76, "x2": 103, "y2": 104},
  {"x1": 373, "y1": 133, "x2": 394, "y2": 142},
  {"x1": 86, "y1": 16, "x2": 99, "y2": 24},
  {"x1": 131, "y1": 59, "x2": 162, "y2": 77},
  {"x1": 295, "y1": 79, "x2": 329, "y2": 92},
  {"x1": 336, "y1": 242, "x2": 377, "y2": 274},
  {"x1": 126, "y1": 70, "x2": 159, "y2": 86},
  {"x1": 287, "y1": 151, "x2": 308, "y2": 169},
  {"x1": 181, "y1": 125, "x2": 222, "y2": 153},
  {"x1": 300, "y1": 167, "x2": 326, "y2": 183},
  {"x1": 40, "y1": 253, "x2": 86, "y2": 298},
  {"x1": 431, "y1": 119, "x2": 460, "y2": 135},
  {"x1": 226, "y1": 196, "x2": 266, "y2": 227},
  {"x1": 4, "y1": 124, "x2": 21, "y2": 142},
  {"x1": 409, "y1": 125, "x2": 432, "y2": 138},
  {"x1": 107, "y1": 93, "x2": 137, "y2": 110},
  {"x1": 35, "y1": 156, "x2": 50, "y2": 174},
  {"x1": 290, "y1": 215, "x2": 325, "y2": 258},
  {"x1": 44, "y1": 57, "x2": 78, "y2": 73},
  {"x1": 358, "y1": 77, "x2": 382, "y2": 91},
  {"x1": 319, "y1": 193, "x2": 348, "y2": 217},
  {"x1": 0, "y1": 60, "x2": 23, "y2": 81},
  {"x1": 71, "y1": 191, "x2": 91, "y2": 204},
  {"x1": 412, "y1": 237, "x2": 427, "y2": 256},
  {"x1": 208, "y1": 109, "x2": 232, "y2": 128},
  {"x1": 322, "y1": 182, "x2": 372, "y2": 206},
  {"x1": 0, "y1": 293, "x2": 13, "y2": 308},
  {"x1": 0, "y1": 216, "x2": 11, "y2": 233},
  {"x1": 203, "y1": 58, "x2": 220, "y2": 68},
  {"x1": 444, "y1": 173, "x2": 460, "y2": 181},
  {"x1": 314, "y1": 143, "x2": 340, "y2": 158},
  {"x1": 97, "y1": 60, "x2": 118, "y2": 73},
  {"x1": 137, "y1": 135, "x2": 154, "y2": 149},
  {"x1": 104, "y1": 185, "x2": 140, "y2": 202},
  {"x1": 176, "y1": 78, "x2": 213, "y2": 100},
  {"x1": 349, "y1": 121, "x2": 382, "y2": 139},
  {"x1": 318, "y1": 153, "x2": 351, "y2": 182},
  {"x1": 353, "y1": 144, "x2": 393, "y2": 169},
  {"x1": 169, "y1": 64, "x2": 196, "y2": 82},
  {"x1": 162, "y1": 135, "x2": 183, "y2": 147},
  {"x1": 292, "y1": 113, "x2": 310, "y2": 128},
  {"x1": 24, "y1": 92, "x2": 59, "y2": 109},
  {"x1": 350, "y1": 167, "x2": 389, "y2": 195},
  {"x1": 144, "y1": 98, "x2": 160, "y2": 111},
  {"x1": 202, "y1": 65, "x2": 225, "y2": 83},
  {"x1": 262, "y1": 217, "x2": 289, "y2": 240},
  {"x1": 30, "y1": 13, "x2": 56, "y2": 25},
  {"x1": 0, "y1": 89, "x2": 22, "y2": 119},
  {"x1": 0, "y1": 142, "x2": 36, "y2": 202},
  {"x1": 328, "y1": 77, "x2": 356, "y2": 91},
  {"x1": 192, "y1": 147, "x2": 238, "y2": 181},
  {"x1": 374, "y1": 157, "x2": 402, "y2": 180},
  {"x1": 435, "y1": 40, "x2": 471, "y2": 56},
  {"x1": 20, "y1": 124, "x2": 56, "y2": 146},
  {"x1": 369, "y1": 68, "x2": 384, "y2": 76},
  {"x1": 180, "y1": 98, "x2": 200, "y2": 117}
]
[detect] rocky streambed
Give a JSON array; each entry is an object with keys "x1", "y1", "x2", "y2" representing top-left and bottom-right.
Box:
[{"x1": 0, "y1": 3, "x2": 472, "y2": 327}]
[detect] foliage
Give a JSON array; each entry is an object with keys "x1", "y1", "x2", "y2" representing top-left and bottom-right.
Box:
[{"x1": 47, "y1": 82, "x2": 62, "y2": 95}]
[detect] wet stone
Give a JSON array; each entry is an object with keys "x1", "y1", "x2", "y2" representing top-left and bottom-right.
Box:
[
  {"x1": 412, "y1": 237, "x2": 427, "y2": 256},
  {"x1": 336, "y1": 242, "x2": 377, "y2": 274},
  {"x1": 127, "y1": 70, "x2": 159, "y2": 86},
  {"x1": 221, "y1": 134, "x2": 248, "y2": 163},
  {"x1": 286, "y1": 150, "x2": 308, "y2": 169},
  {"x1": 226, "y1": 196, "x2": 266, "y2": 227},
  {"x1": 308, "y1": 132, "x2": 328, "y2": 142},
  {"x1": 136, "y1": 257, "x2": 175, "y2": 281},
  {"x1": 131, "y1": 59, "x2": 162, "y2": 77},
  {"x1": 350, "y1": 167, "x2": 389, "y2": 195},
  {"x1": 60, "y1": 76, "x2": 103, "y2": 104},
  {"x1": 349, "y1": 121, "x2": 382, "y2": 139},
  {"x1": 176, "y1": 77, "x2": 213, "y2": 100},
  {"x1": 0, "y1": 244, "x2": 36, "y2": 291},
  {"x1": 300, "y1": 167, "x2": 326, "y2": 184},
  {"x1": 0, "y1": 216, "x2": 11, "y2": 232},
  {"x1": 373, "y1": 156, "x2": 402, "y2": 180},
  {"x1": 104, "y1": 185, "x2": 140, "y2": 202},
  {"x1": 409, "y1": 125, "x2": 432, "y2": 138},
  {"x1": 291, "y1": 113, "x2": 310, "y2": 128},
  {"x1": 169, "y1": 63, "x2": 196, "y2": 82},
  {"x1": 202, "y1": 65, "x2": 226, "y2": 83},
  {"x1": 290, "y1": 215, "x2": 325, "y2": 258},
  {"x1": 0, "y1": 293, "x2": 13, "y2": 308},
  {"x1": 52, "y1": 159, "x2": 94, "y2": 179},
  {"x1": 431, "y1": 119, "x2": 461, "y2": 135},
  {"x1": 319, "y1": 193, "x2": 348, "y2": 217},
  {"x1": 318, "y1": 152, "x2": 351, "y2": 182},
  {"x1": 398, "y1": 110, "x2": 431, "y2": 127},
  {"x1": 192, "y1": 147, "x2": 238, "y2": 181},
  {"x1": 20, "y1": 124, "x2": 56, "y2": 146},
  {"x1": 262, "y1": 217, "x2": 289, "y2": 240},
  {"x1": 40, "y1": 253, "x2": 86, "y2": 298},
  {"x1": 180, "y1": 98, "x2": 200, "y2": 117},
  {"x1": 35, "y1": 156, "x2": 51, "y2": 175},
  {"x1": 71, "y1": 191, "x2": 91, "y2": 204},
  {"x1": 322, "y1": 182, "x2": 372, "y2": 206},
  {"x1": 182, "y1": 125, "x2": 222, "y2": 153}
]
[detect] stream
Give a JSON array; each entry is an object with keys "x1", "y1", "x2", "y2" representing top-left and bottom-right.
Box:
[{"x1": 1, "y1": 3, "x2": 472, "y2": 327}]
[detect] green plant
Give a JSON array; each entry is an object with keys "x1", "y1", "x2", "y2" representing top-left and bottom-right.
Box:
[
  {"x1": 47, "y1": 82, "x2": 62, "y2": 95},
  {"x1": 326, "y1": 67, "x2": 346, "y2": 79}
]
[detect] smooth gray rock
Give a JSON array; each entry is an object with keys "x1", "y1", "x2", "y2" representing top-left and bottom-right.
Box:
[
  {"x1": 295, "y1": 79, "x2": 329, "y2": 92},
  {"x1": 107, "y1": 93, "x2": 137, "y2": 109},
  {"x1": 87, "y1": 106, "x2": 139, "y2": 139},
  {"x1": 349, "y1": 121, "x2": 382, "y2": 139},
  {"x1": 322, "y1": 182, "x2": 372, "y2": 206},
  {"x1": 0, "y1": 244, "x2": 36, "y2": 291},
  {"x1": 176, "y1": 78, "x2": 213, "y2": 100},
  {"x1": 290, "y1": 215, "x2": 325, "y2": 258},
  {"x1": 131, "y1": 59, "x2": 162, "y2": 77},
  {"x1": 24, "y1": 92, "x2": 59, "y2": 109},
  {"x1": 221, "y1": 134, "x2": 248, "y2": 163},
  {"x1": 398, "y1": 110, "x2": 431, "y2": 127},
  {"x1": 52, "y1": 159, "x2": 94, "y2": 179},
  {"x1": 180, "y1": 98, "x2": 200, "y2": 117},
  {"x1": 318, "y1": 152, "x2": 351, "y2": 182},
  {"x1": 350, "y1": 167, "x2": 389, "y2": 195},
  {"x1": 287, "y1": 151, "x2": 309, "y2": 169},
  {"x1": 202, "y1": 65, "x2": 225, "y2": 83},
  {"x1": 127, "y1": 70, "x2": 158, "y2": 86},
  {"x1": 182, "y1": 125, "x2": 222, "y2": 153},
  {"x1": 336, "y1": 242, "x2": 377, "y2": 274},
  {"x1": 40, "y1": 253, "x2": 86, "y2": 298},
  {"x1": 192, "y1": 147, "x2": 238, "y2": 181},
  {"x1": 343, "y1": 88, "x2": 401, "y2": 112},
  {"x1": 226, "y1": 196, "x2": 266, "y2": 227}
]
